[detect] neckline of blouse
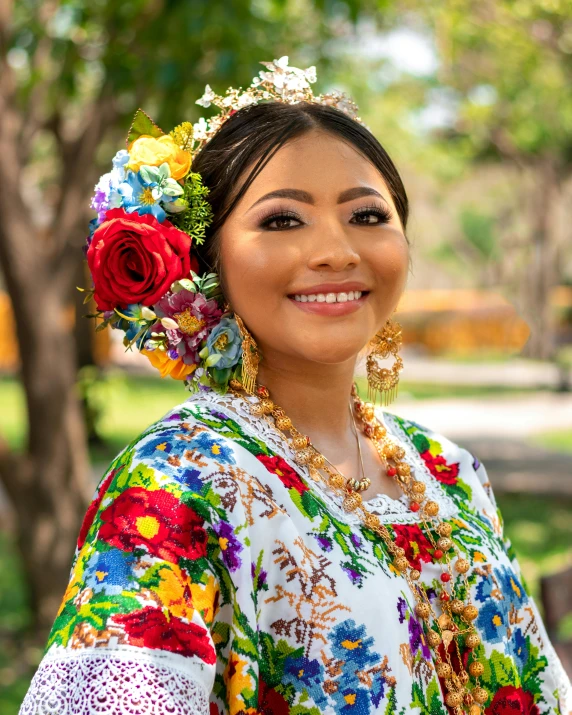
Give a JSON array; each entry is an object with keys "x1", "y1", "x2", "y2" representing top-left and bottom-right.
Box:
[{"x1": 189, "y1": 390, "x2": 457, "y2": 525}]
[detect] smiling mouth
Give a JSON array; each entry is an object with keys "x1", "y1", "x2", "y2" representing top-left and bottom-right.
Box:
[{"x1": 289, "y1": 290, "x2": 369, "y2": 304}]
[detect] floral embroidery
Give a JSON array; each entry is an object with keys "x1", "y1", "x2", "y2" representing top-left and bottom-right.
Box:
[{"x1": 23, "y1": 396, "x2": 569, "y2": 715}]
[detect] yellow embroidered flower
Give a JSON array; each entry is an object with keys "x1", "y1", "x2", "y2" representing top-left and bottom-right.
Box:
[
  {"x1": 224, "y1": 653, "x2": 254, "y2": 715},
  {"x1": 142, "y1": 348, "x2": 196, "y2": 380},
  {"x1": 127, "y1": 135, "x2": 192, "y2": 180},
  {"x1": 190, "y1": 573, "x2": 219, "y2": 626},
  {"x1": 151, "y1": 563, "x2": 195, "y2": 621}
]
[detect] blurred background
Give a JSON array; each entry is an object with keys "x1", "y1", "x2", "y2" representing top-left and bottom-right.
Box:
[{"x1": 0, "y1": 0, "x2": 571, "y2": 710}]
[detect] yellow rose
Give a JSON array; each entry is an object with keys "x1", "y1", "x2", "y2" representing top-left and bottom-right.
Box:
[
  {"x1": 127, "y1": 135, "x2": 192, "y2": 180},
  {"x1": 142, "y1": 348, "x2": 196, "y2": 380}
]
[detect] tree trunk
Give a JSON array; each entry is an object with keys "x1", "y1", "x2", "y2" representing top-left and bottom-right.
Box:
[
  {"x1": 521, "y1": 157, "x2": 561, "y2": 360},
  {"x1": 0, "y1": 273, "x2": 93, "y2": 638}
]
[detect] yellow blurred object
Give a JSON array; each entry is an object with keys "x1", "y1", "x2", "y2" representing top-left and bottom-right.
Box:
[
  {"x1": 126, "y1": 135, "x2": 192, "y2": 180},
  {"x1": 141, "y1": 348, "x2": 196, "y2": 380}
]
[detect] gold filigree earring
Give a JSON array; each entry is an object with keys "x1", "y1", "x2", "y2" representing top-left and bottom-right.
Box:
[
  {"x1": 366, "y1": 316, "x2": 404, "y2": 406},
  {"x1": 233, "y1": 313, "x2": 261, "y2": 395}
]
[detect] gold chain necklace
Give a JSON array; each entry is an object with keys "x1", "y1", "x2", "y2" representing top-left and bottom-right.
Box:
[{"x1": 229, "y1": 379, "x2": 488, "y2": 715}]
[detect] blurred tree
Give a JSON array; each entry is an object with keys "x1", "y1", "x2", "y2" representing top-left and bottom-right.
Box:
[
  {"x1": 413, "y1": 0, "x2": 572, "y2": 357},
  {"x1": 0, "y1": 0, "x2": 385, "y2": 636}
]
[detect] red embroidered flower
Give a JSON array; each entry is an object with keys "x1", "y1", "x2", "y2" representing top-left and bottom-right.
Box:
[
  {"x1": 77, "y1": 467, "x2": 121, "y2": 550},
  {"x1": 392, "y1": 523, "x2": 434, "y2": 571},
  {"x1": 112, "y1": 606, "x2": 216, "y2": 663},
  {"x1": 257, "y1": 454, "x2": 309, "y2": 494},
  {"x1": 87, "y1": 208, "x2": 196, "y2": 311},
  {"x1": 258, "y1": 679, "x2": 290, "y2": 715},
  {"x1": 485, "y1": 685, "x2": 540, "y2": 715},
  {"x1": 98, "y1": 486, "x2": 207, "y2": 563},
  {"x1": 420, "y1": 450, "x2": 459, "y2": 485}
]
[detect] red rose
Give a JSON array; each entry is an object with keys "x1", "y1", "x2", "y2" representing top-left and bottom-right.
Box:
[
  {"x1": 257, "y1": 454, "x2": 309, "y2": 494},
  {"x1": 485, "y1": 685, "x2": 540, "y2": 715},
  {"x1": 420, "y1": 450, "x2": 459, "y2": 485},
  {"x1": 392, "y1": 523, "x2": 434, "y2": 571},
  {"x1": 98, "y1": 486, "x2": 207, "y2": 563},
  {"x1": 77, "y1": 467, "x2": 121, "y2": 550},
  {"x1": 87, "y1": 208, "x2": 195, "y2": 311},
  {"x1": 112, "y1": 606, "x2": 216, "y2": 663}
]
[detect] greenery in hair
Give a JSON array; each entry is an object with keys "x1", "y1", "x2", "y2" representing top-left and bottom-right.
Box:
[{"x1": 171, "y1": 171, "x2": 214, "y2": 246}]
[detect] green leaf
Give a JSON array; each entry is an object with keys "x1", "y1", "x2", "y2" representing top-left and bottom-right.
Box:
[{"x1": 126, "y1": 108, "x2": 164, "y2": 147}]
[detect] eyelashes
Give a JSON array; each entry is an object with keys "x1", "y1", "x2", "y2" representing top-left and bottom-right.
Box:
[{"x1": 257, "y1": 203, "x2": 394, "y2": 231}]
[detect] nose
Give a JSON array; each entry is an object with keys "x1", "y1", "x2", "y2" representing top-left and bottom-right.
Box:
[{"x1": 306, "y1": 220, "x2": 361, "y2": 272}]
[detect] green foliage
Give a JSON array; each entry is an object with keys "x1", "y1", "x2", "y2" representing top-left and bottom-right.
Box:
[
  {"x1": 170, "y1": 173, "x2": 214, "y2": 245},
  {"x1": 126, "y1": 109, "x2": 164, "y2": 146}
]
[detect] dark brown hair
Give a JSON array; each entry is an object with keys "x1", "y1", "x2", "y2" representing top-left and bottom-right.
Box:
[{"x1": 191, "y1": 100, "x2": 409, "y2": 274}]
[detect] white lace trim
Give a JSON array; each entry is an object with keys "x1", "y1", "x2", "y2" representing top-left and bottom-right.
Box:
[
  {"x1": 190, "y1": 391, "x2": 456, "y2": 524},
  {"x1": 19, "y1": 646, "x2": 210, "y2": 715}
]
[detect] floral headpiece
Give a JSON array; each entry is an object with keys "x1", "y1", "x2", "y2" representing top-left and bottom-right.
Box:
[{"x1": 84, "y1": 56, "x2": 362, "y2": 394}]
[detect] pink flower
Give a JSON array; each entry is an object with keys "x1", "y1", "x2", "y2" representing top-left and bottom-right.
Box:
[{"x1": 154, "y1": 289, "x2": 223, "y2": 365}]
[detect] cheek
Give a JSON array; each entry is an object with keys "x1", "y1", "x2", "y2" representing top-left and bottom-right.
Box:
[
  {"x1": 220, "y1": 232, "x2": 294, "y2": 308},
  {"x1": 368, "y1": 235, "x2": 410, "y2": 296}
]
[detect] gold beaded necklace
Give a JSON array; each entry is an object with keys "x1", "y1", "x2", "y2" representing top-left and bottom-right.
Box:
[{"x1": 229, "y1": 379, "x2": 489, "y2": 715}]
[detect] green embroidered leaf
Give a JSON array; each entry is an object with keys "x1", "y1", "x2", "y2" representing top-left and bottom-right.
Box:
[{"x1": 126, "y1": 108, "x2": 164, "y2": 146}]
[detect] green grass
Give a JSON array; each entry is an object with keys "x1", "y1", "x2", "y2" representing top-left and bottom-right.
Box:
[{"x1": 531, "y1": 429, "x2": 572, "y2": 454}]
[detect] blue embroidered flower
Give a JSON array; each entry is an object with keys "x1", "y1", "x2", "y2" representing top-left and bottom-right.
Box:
[
  {"x1": 84, "y1": 549, "x2": 135, "y2": 595},
  {"x1": 475, "y1": 566, "x2": 528, "y2": 643},
  {"x1": 190, "y1": 431, "x2": 235, "y2": 464},
  {"x1": 330, "y1": 619, "x2": 379, "y2": 670},
  {"x1": 283, "y1": 655, "x2": 328, "y2": 708},
  {"x1": 509, "y1": 628, "x2": 529, "y2": 671}
]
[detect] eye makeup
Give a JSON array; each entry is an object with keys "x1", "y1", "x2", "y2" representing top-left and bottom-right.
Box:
[{"x1": 255, "y1": 200, "x2": 394, "y2": 231}]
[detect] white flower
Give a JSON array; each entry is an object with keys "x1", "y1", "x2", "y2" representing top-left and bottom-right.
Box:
[
  {"x1": 196, "y1": 84, "x2": 216, "y2": 108},
  {"x1": 305, "y1": 66, "x2": 317, "y2": 83},
  {"x1": 193, "y1": 117, "x2": 209, "y2": 140}
]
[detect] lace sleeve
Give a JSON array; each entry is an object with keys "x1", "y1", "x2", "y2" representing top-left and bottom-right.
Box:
[{"x1": 19, "y1": 418, "x2": 224, "y2": 715}]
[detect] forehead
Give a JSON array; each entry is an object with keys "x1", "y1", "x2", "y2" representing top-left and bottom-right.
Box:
[{"x1": 238, "y1": 129, "x2": 394, "y2": 205}]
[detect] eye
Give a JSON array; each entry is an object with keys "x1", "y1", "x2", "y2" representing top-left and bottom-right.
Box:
[
  {"x1": 259, "y1": 210, "x2": 304, "y2": 231},
  {"x1": 350, "y1": 204, "x2": 394, "y2": 226}
]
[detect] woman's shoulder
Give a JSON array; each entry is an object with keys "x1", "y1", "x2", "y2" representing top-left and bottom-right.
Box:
[{"x1": 377, "y1": 406, "x2": 496, "y2": 505}]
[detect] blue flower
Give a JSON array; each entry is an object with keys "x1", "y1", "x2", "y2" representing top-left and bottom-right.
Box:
[
  {"x1": 475, "y1": 566, "x2": 528, "y2": 644},
  {"x1": 118, "y1": 163, "x2": 182, "y2": 222},
  {"x1": 283, "y1": 655, "x2": 329, "y2": 707},
  {"x1": 205, "y1": 317, "x2": 242, "y2": 369},
  {"x1": 509, "y1": 628, "x2": 529, "y2": 671},
  {"x1": 330, "y1": 619, "x2": 379, "y2": 670},
  {"x1": 190, "y1": 431, "x2": 235, "y2": 464},
  {"x1": 84, "y1": 549, "x2": 135, "y2": 595},
  {"x1": 475, "y1": 599, "x2": 508, "y2": 643},
  {"x1": 90, "y1": 149, "x2": 128, "y2": 223}
]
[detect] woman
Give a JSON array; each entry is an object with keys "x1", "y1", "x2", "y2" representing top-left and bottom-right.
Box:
[{"x1": 20, "y1": 58, "x2": 571, "y2": 715}]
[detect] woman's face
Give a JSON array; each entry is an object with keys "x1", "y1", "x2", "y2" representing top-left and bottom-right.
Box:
[{"x1": 219, "y1": 129, "x2": 410, "y2": 369}]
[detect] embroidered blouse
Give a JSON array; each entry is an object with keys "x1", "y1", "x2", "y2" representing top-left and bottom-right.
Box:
[{"x1": 19, "y1": 390, "x2": 572, "y2": 715}]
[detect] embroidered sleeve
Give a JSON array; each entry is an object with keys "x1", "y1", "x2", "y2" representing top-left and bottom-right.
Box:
[
  {"x1": 19, "y1": 416, "x2": 227, "y2": 715},
  {"x1": 470, "y1": 452, "x2": 572, "y2": 714}
]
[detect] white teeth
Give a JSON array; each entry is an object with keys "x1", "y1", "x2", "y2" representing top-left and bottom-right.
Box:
[{"x1": 292, "y1": 290, "x2": 366, "y2": 303}]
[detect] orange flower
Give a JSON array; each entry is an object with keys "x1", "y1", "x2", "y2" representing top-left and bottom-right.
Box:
[
  {"x1": 127, "y1": 135, "x2": 192, "y2": 180},
  {"x1": 142, "y1": 348, "x2": 196, "y2": 380}
]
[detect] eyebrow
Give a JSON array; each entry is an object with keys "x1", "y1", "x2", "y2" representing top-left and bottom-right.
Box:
[{"x1": 247, "y1": 186, "x2": 388, "y2": 211}]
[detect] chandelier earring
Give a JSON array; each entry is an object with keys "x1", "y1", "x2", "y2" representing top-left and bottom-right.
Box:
[
  {"x1": 366, "y1": 315, "x2": 404, "y2": 406},
  {"x1": 233, "y1": 313, "x2": 261, "y2": 395}
]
